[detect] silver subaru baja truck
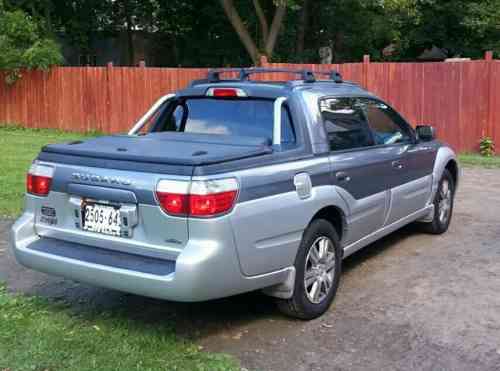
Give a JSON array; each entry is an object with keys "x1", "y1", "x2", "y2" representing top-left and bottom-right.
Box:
[{"x1": 11, "y1": 68, "x2": 459, "y2": 319}]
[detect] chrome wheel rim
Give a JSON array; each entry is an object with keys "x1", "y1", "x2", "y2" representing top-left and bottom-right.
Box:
[
  {"x1": 304, "y1": 236, "x2": 336, "y2": 304},
  {"x1": 438, "y1": 179, "x2": 452, "y2": 224}
]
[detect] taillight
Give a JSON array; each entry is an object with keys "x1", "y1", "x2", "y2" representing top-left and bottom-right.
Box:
[
  {"x1": 27, "y1": 162, "x2": 54, "y2": 196},
  {"x1": 189, "y1": 179, "x2": 238, "y2": 217},
  {"x1": 156, "y1": 178, "x2": 238, "y2": 217},
  {"x1": 206, "y1": 87, "x2": 247, "y2": 98}
]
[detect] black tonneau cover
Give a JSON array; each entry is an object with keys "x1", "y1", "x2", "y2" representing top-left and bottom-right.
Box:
[{"x1": 41, "y1": 132, "x2": 272, "y2": 166}]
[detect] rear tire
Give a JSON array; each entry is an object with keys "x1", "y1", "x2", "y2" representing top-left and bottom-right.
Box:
[
  {"x1": 276, "y1": 219, "x2": 342, "y2": 320},
  {"x1": 422, "y1": 169, "x2": 455, "y2": 234}
]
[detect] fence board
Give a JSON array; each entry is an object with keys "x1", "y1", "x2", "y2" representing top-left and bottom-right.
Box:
[
  {"x1": 0, "y1": 60, "x2": 498, "y2": 152},
  {"x1": 490, "y1": 62, "x2": 500, "y2": 149}
]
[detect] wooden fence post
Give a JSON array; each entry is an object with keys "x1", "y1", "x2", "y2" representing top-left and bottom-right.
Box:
[
  {"x1": 260, "y1": 55, "x2": 268, "y2": 67},
  {"x1": 106, "y1": 62, "x2": 113, "y2": 133},
  {"x1": 363, "y1": 54, "x2": 370, "y2": 88},
  {"x1": 485, "y1": 51, "x2": 494, "y2": 139}
]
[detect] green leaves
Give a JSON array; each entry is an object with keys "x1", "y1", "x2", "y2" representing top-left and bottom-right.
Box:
[
  {"x1": 0, "y1": 7, "x2": 62, "y2": 84},
  {"x1": 480, "y1": 137, "x2": 495, "y2": 157}
]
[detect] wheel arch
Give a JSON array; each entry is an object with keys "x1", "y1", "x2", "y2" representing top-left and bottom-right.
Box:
[
  {"x1": 309, "y1": 205, "x2": 347, "y2": 245},
  {"x1": 431, "y1": 146, "x2": 460, "y2": 202}
]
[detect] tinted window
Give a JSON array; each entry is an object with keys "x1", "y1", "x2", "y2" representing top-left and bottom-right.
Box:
[
  {"x1": 360, "y1": 99, "x2": 412, "y2": 145},
  {"x1": 320, "y1": 97, "x2": 375, "y2": 151},
  {"x1": 154, "y1": 98, "x2": 296, "y2": 144}
]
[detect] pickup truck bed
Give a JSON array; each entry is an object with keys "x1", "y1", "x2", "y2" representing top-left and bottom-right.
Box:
[{"x1": 41, "y1": 132, "x2": 272, "y2": 166}]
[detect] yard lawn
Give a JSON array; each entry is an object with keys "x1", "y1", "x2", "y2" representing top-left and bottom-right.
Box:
[
  {"x1": 0, "y1": 285, "x2": 238, "y2": 371},
  {"x1": 458, "y1": 153, "x2": 500, "y2": 168}
]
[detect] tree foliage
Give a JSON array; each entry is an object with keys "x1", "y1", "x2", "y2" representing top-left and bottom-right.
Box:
[
  {"x1": 0, "y1": 1, "x2": 63, "y2": 84},
  {"x1": 2, "y1": 0, "x2": 500, "y2": 67}
]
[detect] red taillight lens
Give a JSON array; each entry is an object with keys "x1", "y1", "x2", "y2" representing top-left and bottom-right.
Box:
[
  {"x1": 156, "y1": 178, "x2": 238, "y2": 218},
  {"x1": 27, "y1": 163, "x2": 54, "y2": 196},
  {"x1": 189, "y1": 190, "x2": 237, "y2": 216},
  {"x1": 213, "y1": 88, "x2": 238, "y2": 97},
  {"x1": 156, "y1": 192, "x2": 189, "y2": 216}
]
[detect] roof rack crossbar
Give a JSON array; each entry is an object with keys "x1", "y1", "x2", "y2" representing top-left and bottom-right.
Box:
[
  {"x1": 206, "y1": 67, "x2": 316, "y2": 83},
  {"x1": 239, "y1": 68, "x2": 315, "y2": 83}
]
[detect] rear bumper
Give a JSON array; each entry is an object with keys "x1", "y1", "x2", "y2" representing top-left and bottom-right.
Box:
[{"x1": 10, "y1": 212, "x2": 291, "y2": 302}]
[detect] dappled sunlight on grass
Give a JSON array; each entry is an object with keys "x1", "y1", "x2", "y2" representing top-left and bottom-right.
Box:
[{"x1": 0, "y1": 284, "x2": 238, "y2": 371}]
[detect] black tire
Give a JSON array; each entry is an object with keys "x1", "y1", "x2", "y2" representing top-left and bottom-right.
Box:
[
  {"x1": 276, "y1": 219, "x2": 342, "y2": 320},
  {"x1": 422, "y1": 169, "x2": 455, "y2": 234}
]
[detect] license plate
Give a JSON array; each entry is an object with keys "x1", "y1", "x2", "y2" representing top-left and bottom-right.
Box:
[{"x1": 82, "y1": 202, "x2": 121, "y2": 237}]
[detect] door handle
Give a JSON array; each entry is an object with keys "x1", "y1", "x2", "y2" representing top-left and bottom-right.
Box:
[
  {"x1": 392, "y1": 160, "x2": 404, "y2": 170},
  {"x1": 336, "y1": 171, "x2": 351, "y2": 182}
]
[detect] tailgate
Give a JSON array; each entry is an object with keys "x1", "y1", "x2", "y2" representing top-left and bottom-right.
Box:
[
  {"x1": 31, "y1": 161, "x2": 191, "y2": 261},
  {"x1": 31, "y1": 133, "x2": 270, "y2": 260}
]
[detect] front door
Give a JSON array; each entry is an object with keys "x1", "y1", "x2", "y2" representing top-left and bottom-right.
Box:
[
  {"x1": 359, "y1": 98, "x2": 434, "y2": 225},
  {"x1": 320, "y1": 97, "x2": 396, "y2": 245}
]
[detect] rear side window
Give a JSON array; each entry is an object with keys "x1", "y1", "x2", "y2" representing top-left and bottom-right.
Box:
[
  {"x1": 320, "y1": 97, "x2": 375, "y2": 151},
  {"x1": 154, "y1": 98, "x2": 296, "y2": 144}
]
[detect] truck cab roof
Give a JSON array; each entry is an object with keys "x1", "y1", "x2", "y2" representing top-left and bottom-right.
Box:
[
  {"x1": 177, "y1": 67, "x2": 375, "y2": 100},
  {"x1": 178, "y1": 80, "x2": 375, "y2": 100}
]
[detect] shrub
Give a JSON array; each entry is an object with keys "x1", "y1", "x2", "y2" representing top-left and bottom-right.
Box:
[
  {"x1": 479, "y1": 137, "x2": 495, "y2": 157},
  {"x1": 0, "y1": 6, "x2": 63, "y2": 84}
]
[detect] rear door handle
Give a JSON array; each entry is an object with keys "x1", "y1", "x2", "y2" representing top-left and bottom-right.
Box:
[
  {"x1": 392, "y1": 160, "x2": 404, "y2": 170},
  {"x1": 336, "y1": 171, "x2": 351, "y2": 182}
]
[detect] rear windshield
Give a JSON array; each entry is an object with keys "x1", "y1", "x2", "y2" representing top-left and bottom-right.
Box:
[{"x1": 152, "y1": 98, "x2": 296, "y2": 144}]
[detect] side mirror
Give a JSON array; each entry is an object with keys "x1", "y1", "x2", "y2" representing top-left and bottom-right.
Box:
[{"x1": 416, "y1": 125, "x2": 436, "y2": 142}]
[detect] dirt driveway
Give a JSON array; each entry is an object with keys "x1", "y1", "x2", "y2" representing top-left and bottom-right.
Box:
[{"x1": 1, "y1": 167, "x2": 500, "y2": 371}]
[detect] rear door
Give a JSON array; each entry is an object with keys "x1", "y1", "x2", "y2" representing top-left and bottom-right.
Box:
[
  {"x1": 359, "y1": 98, "x2": 434, "y2": 225},
  {"x1": 320, "y1": 97, "x2": 395, "y2": 245}
]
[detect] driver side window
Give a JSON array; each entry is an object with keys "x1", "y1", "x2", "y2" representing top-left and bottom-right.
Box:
[{"x1": 360, "y1": 99, "x2": 412, "y2": 146}]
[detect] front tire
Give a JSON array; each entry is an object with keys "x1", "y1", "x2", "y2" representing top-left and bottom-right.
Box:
[
  {"x1": 276, "y1": 219, "x2": 342, "y2": 320},
  {"x1": 422, "y1": 169, "x2": 455, "y2": 234}
]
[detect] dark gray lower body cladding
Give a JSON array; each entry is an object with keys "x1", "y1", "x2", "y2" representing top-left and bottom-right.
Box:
[{"x1": 28, "y1": 238, "x2": 175, "y2": 276}]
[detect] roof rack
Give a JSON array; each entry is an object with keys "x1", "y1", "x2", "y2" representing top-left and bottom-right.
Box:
[
  {"x1": 205, "y1": 67, "x2": 317, "y2": 84},
  {"x1": 191, "y1": 67, "x2": 345, "y2": 86},
  {"x1": 239, "y1": 68, "x2": 316, "y2": 83}
]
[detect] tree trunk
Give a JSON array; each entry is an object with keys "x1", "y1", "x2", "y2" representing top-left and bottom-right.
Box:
[
  {"x1": 264, "y1": 3, "x2": 286, "y2": 58},
  {"x1": 219, "y1": 0, "x2": 260, "y2": 64},
  {"x1": 252, "y1": 0, "x2": 268, "y2": 47},
  {"x1": 296, "y1": 0, "x2": 309, "y2": 61}
]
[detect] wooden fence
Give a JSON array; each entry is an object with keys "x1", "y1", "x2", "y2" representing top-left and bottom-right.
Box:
[{"x1": 1, "y1": 54, "x2": 499, "y2": 152}]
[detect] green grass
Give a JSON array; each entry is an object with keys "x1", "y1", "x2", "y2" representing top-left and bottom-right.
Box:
[
  {"x1": 0, "y1": 285, "x2": 238, "y2": 371},
  {"x1": 0, "y1": 125, "x2": 96, "y2": 217},
  {"x1": 458, "y1": 153, "x2": 500, "y2": 168}
]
